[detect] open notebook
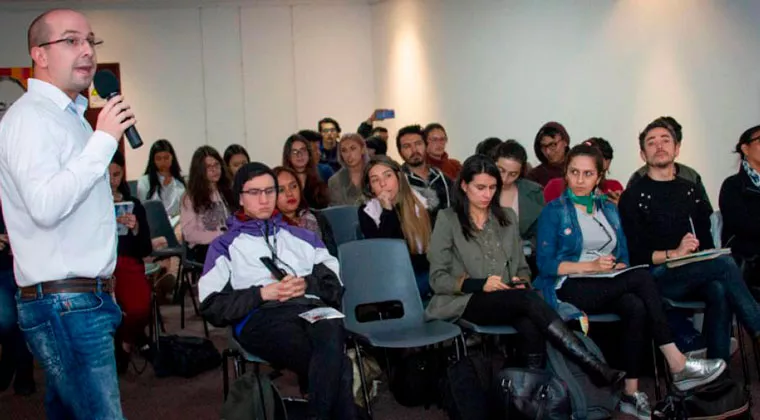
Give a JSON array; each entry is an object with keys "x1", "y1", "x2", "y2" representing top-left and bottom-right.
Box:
[
  {"x1": 568, "y1": 264, "x2": 649, "y2": 279},
  {"x1": 664, "y1": 248, "x2": 732, "y2": 268}
]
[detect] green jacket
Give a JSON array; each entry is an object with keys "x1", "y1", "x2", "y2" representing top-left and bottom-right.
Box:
[
  {"x1": 514, "y1": 178, "x2": 545, "y2": 244},
  {"x1": 425, "y1": 207, "x2": 531, "y2": 321}
]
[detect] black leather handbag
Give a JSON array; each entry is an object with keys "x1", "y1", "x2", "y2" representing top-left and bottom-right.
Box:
[{"x1": 496, "y1": 368, "x2": 571, "y2": 420}]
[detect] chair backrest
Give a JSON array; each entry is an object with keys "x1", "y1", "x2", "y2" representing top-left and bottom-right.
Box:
[
  {"x1": 710, "y1": 211, "x2": 723, "y2": 248},
  {"x1": 128, "y1": 180, "x2": 138, "y2": 197},
  {"x1": 339, "y1": 239, "x2": 425, "y2": 335},
  {"x1": 321, "y1": 205, "x2": 361, "y2": 246},
  {"x1": 143, "y1": 199, "x2": 181, "y2": 248}
]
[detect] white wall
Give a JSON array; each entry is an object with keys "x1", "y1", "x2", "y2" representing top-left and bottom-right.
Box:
[
  {"x1": 1, "y1": 0, "x2": 758, "y2": 205},
  {"x1": 0, "y1": 0, "x2": 375, "y2": 179},
  {"x1": 372, "y1": 0, "x2": 760, "y2": 205}
]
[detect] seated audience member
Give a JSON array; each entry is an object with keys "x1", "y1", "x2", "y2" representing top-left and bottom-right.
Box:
[
  {"x1": 223, "y1": 144, "x2": 250, "y2": 177},
  {"x1": 108, "y1": 151, "x2": 153, "y2": 373},
  {"x1": 283, "y1": 134, "x2": 330, "y2": 209},
  {"x1": 619, "y1": 118, "x2": 760, "y2": 361},
  {"x1": 358, "y1": 156, "x2": 433, "y2": 298},
  {"x1": 181, "y1": 146, "x2": 234, "y2": 262},
  {"x1": 137, "y1": 139, "x2": 186, "y2": 225},
  {"x1": 0, "y1": 201, "x2": 35, "y2": 396},
  {"x1": 328, "y1": 133, "x2": 368, "y2": 206},
  {"x1": 423, "y1": 123, "x2": 462, "y2": 179},
  {"x1": 535, "y1": 144, "x2": 725, "y2": 419},
  {"x1": 397, "y1": 124, "x2": 452, "y2": 222},
  {"x1": 357, "y1": 109, "x2": 391, "y2": 142},
  {"x1": 627, "y1": 116, "x2": 711, "y2": 207},
  {"x1": 298, "y1": 129, "x2": 335, "y2": 182},
  {"x1": 543, "y1": 137, "x2": 624, "y2": 204},
  {"x1": 318, "y1": 117, "x2": 342, "y2": 173},
  {"x1": 494, "y1": 140, "x2": 545, "y2": 249},
  {"x1": 426, "y1": 155, "x2": 624, "y2": 385},
  {"x1": 365, "y1": 135, "x2": 387, "y2": 157},
  {"x1": 475, "y1": 137, "x2": 503, "y2": 159},
  {"x1": 199, "y1": 163, "x2": 354, "y2": 420},
  {"x1": 274, "y1": 166, "x2": 337, "y2": 256},
  {"x1": 527, "y1": 122, "x2": 570, "y2": 187},
  {"x1": 720, "y1": 125, "x2": 760, "y2": 287}
]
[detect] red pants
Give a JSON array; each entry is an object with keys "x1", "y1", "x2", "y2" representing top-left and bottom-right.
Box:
[{"x1": 114, "y1": 255, "x2": 151, "y2": 344}]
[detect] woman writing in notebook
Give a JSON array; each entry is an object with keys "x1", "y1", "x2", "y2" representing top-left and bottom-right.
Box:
[{"x1": 534, "y1": 144, "x2": 725, "y2": 420}]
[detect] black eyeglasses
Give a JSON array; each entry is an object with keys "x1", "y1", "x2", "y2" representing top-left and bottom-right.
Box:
[{"x1": 37, "y1": 37, "x2": 103, "y2": 49}]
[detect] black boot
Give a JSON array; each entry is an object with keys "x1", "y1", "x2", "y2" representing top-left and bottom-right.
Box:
[
  {"x1": 525, "y1": 353, "x2": 545, "y2": 370},
  {"x1": 545, "y1": 320, "x2": 625, "y2": 387}
]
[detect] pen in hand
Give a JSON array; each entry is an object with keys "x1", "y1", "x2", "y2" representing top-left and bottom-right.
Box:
[{"x1": 688, "y1": 216, "x2": 699, "y2": 251}]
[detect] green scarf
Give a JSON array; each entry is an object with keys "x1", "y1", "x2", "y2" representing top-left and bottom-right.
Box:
[{"x1": 567, "y1": 188, "x2": 606, "y2": 214}]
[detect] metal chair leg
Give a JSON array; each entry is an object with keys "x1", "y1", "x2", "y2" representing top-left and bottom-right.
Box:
[
  {"x1": 179, "y1": 277, "x2": 186, "y2": 330},
  {"x1": 651, "y1": 341, "x2": 662, "y2": 401},
  {"x1": 353, "y1": 339, "x2": 373, "y2": 419},
  {"x1": 222, "y1": 349, "x2": 231, "y2": 400}
]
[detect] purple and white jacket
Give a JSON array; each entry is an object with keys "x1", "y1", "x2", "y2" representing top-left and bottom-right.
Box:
[{"x1": 198, "y1": 212, "x2": 343, "y2": 327}]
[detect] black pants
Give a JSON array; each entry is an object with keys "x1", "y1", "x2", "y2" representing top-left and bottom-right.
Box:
[
  {"x1": 462, "y1": 289, "x2": 561, "y2": 356},
  {"x1": 238, "y1": 304, "x2": 356, "y2": 420},
  {"x1": 557, "y1": 268, "x2": 674, "y2": 378}
]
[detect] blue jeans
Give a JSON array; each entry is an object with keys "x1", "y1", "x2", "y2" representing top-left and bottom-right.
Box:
[
  {"x1": 651, "y1": 255, "x2": 760, "y2": 361},
  {"x1": 16, "y1": 288, "x2": 124, "y2": 420}
]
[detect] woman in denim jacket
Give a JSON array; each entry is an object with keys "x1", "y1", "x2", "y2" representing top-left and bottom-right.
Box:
[{"x1": 534, "y1": 144, "x2": 725, "y2": 420}]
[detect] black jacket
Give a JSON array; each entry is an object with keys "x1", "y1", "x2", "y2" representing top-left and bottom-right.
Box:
[{"x1": 719, "y1": 168, "x2": 760, "y2": 260}]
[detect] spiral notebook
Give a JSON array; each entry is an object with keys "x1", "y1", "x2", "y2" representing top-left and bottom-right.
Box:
[
  {"x1": 664, "y1": 248, "x2": 731, "y2": 268},
  {"x1": 568, "y1": 264, "x2": 649, "y2": 279}
]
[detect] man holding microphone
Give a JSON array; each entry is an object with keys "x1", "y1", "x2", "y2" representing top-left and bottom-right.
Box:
[{"x1": 0, "y1": 9, "x2": 134, "y2": 419}]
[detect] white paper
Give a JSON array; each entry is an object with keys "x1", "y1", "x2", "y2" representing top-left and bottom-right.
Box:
[
  {"x1": 298, "y1": 307, "x2": 345, "y2": 324},
  {"x1": 114, "y1": 202, "x2": 134, "y2": 236},
  {"x1": 568, "y1": 264, "x2": 649, "y2": 279}
]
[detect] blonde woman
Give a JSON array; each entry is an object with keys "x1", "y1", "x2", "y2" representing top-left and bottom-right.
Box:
[
  {"x1": 328, "y1": 133, "x2": 369, "y2": 206},
  {"x1": 358, "y1": 156, "x2": 433, "y2": 297}
]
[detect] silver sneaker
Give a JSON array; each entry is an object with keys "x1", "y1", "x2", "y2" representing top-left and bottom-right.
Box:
[
  {"x1": 619, "y1": 391, "x2": 651, "y2": 420},
  {"x1": 672, "y1": 357, "x2": 726, "y2": 391}
]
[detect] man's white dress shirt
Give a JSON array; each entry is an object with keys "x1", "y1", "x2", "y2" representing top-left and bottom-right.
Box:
[{"x1": 0, "y1": 78, "x2": 118, "y2": 287}]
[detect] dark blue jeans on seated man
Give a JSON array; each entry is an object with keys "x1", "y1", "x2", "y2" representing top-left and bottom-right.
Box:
[
  {"x1": 16, "y1": 282, "x2": 124, "y2": 420},
  {"x1": 651, "y1": 255, "x2": 760, "y2": 361}
]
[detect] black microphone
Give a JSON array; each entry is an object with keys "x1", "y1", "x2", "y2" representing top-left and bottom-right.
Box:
[{"x1": 93, "y1": 70, "x2": 143, "y2": 149}]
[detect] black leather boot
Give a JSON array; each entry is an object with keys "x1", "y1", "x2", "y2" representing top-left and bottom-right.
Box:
[
  {"x1": 545, "y1": 320, "x2": 625, "y2": 387},
  {"x1": 525, "y1": 353, "x2": 545, "y2": 370}
]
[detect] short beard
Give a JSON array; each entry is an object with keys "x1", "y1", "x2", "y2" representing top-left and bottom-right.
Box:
[{"x1": 406, "y1": 158, "x2": 424, "y2": 168}]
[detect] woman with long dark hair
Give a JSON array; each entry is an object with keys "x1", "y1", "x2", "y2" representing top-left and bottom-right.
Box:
[
  {"x1": 282, "y1": 134, "x2": 330, "y2": 209},
  {"x1": 426, "y1": 154, "x2": 624, "y2": 386},
  {"x1": 109, "y1": 150, "x2": 153, "y2": 373},
  {"x1": 224, "y1": 144, "x2": 250, "y2": 177},
  {"x1": 181, "y1": 146, "x2": 234, "y2": 262},
  {"x1": 137, "y1": 139, "x2": 186, "y2": 224},
  {"x1": 536, "y1": 144, "x2": 725, "y2": 419},
  {"x1": 273, "y1": 166, "x2": 337, "y2": 256}
]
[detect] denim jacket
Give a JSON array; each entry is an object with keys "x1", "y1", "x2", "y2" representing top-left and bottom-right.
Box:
[{"x1": 534, "y1": 189, "x2": 630, "y2": 308}]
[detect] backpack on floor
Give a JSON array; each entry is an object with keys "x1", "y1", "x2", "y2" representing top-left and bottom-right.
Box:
[
  {"x1": 150, "y1": 334, "x2": 221, "y2": 378},
  {"x1": 438, "y1": 355, "x2": 495, "y2": 420},
  {"x1": 389, "y1": 351, "x2": 442, "y2": 407},
  {"x1": 652, "y1": 373, "x2": 750, "y2": 420},
  {"x1": 221, "y1": 371, "x2": 287, "y2": 420},
  {"x1": 545, "y1": 332, "x2": 619, "y2": 420}
]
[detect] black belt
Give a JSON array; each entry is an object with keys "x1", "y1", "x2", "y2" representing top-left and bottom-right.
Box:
[{"x1": 19, "y1": 277, "x2": 115, "y2": 299}]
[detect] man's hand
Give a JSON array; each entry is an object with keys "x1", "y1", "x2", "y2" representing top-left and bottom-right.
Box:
[
  {"x1": 278, "y1": 275, "x2": 307, "y2": 302},
  {"x1": 96, "y1": 95, "x2": 135, "y2": 141},
  {"x1": 675, "y1": 233, "x2": 700, "y2": 258},
  {"x1": 260, "y1": 282, "x2": 284, "y2": 301}
]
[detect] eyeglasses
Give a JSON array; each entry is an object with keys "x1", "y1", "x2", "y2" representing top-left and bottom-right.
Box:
[
  {"x1": 290, "y1": 149, "x2": 308, "y2": 157},
  {"x1": 206, "y1": 161, "x2": 221, "y2": 171},
  {"x1": 321, "y1": 128, "x2": 338, "y2": 134},
  {"x1": 241, "y1": 187, "x2": 276, "y2": 197},
  {"x1": 37, "y1": 36, "x2": 103, "y2": 49}
]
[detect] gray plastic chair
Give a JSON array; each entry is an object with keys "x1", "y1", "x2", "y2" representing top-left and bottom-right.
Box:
[
  {"x1": 321, "y1": 205, "x2": 362, "y2": 246},
  {"x1": 339, "y1": 239, "x2": 463, "y2": 417}
]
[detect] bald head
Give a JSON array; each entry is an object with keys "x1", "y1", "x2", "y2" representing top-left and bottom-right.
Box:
[{"x1": 27, "y1": 9, "x2": 84, "y2": 52}]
